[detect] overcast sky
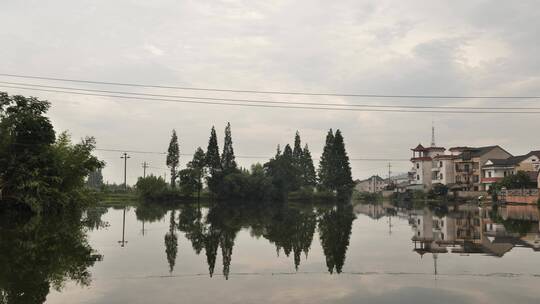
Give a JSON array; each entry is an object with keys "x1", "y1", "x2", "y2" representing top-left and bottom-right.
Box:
[{"x1": 1, "y1": 0, "x2": 539, "y2": 185}]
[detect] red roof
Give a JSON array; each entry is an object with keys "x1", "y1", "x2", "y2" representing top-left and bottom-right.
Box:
[{"x1": 412, "y1": 144, "x2": 427, "y2": 151}]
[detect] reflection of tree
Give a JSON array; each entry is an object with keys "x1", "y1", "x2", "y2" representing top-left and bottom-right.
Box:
[
  {"x1": 164, "y1": 210, "x2": 178, "y2": 273},
  {"x1": 264, "y1": 205, "x2": 316, "y2": 270},
  {"x1": 205, "y1": 205, "x2": 242, "y2": 279},
  {"x1": 204, "y1": 224, "x2": 220, "y2": 277},
  {"x1": 135, "y1": 203, "x2": 168, "y2": 223},
  {"x1": 0, "y1": 210, "x2": 101, "y2": 303},
  {"x1": 177, "y1": 205, "x2": 205, "y2": 254},
  {"x1": 318, "y1": 204, "x2": 355, "y2": 274},
  {"x1": 81, "y1": 207, "x2": 109, "y2": 231}
]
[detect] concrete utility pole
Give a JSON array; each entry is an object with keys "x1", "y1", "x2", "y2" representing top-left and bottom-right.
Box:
[
  {"x1": 142, "y1": 161, "x2": 149, "y2": 178},
  {"x1": 388, "y1": 163, "x2": 392, "y2": 184},
  {"x1": 121, "y1": 153, "x2": 130, "y2": 190}
]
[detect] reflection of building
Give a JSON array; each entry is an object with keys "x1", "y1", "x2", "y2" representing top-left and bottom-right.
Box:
[{"x1": 410, "y1": 204, "x2": 540, "y2": 258}]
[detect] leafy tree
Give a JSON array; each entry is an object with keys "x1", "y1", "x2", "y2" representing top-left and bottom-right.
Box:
[
  {"x1": 0, "y1": 93, "x2": 103, "y2": 213},
  {"x1": 498, "y1": 171, "x2": 536, "y2": 189},
  {"x1": 264, "y1": 144, "x2": 298, "y2": 199},
  {"x1": 135, "y1": 175, "x2": 167, "y2": 199},
  {"x1": 189, "y1": 147, "x2": 206, "y2": 202},
  {"x1": 166, "y1": 130, "x2": 180, "y2": 188},
  {"x1": 178, "y1": 168, "x2": 199, "y2": 196},
  {"x1": 86, "y1": 168, "x2": 104, "y2": 190},
  {"x1": 221, "y1": 122, "x2": 237, "y2": 174}
]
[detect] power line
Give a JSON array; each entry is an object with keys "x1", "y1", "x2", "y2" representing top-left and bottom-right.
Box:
[
  {"x1": 2, "y1": 84, "x2": 540, "y2": 114},
  {"x1": 94, "y1": 147, "x2": 409, "y2": 161},
  {"x1": 1, "y1": 72, "x2": 539, "y2": 99},
  {"x1": 1, "y1": 81, "x2": 538, "y2": 109}
]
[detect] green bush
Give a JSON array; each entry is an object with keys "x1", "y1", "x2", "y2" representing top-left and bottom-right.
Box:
[{"x1": 135, "y1": 175, "x2": 167, "y2": 199}]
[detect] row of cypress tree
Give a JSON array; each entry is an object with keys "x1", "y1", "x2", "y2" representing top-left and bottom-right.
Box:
[{"x1": 164, "y1": 123, "x2": 354, "y2": 201}]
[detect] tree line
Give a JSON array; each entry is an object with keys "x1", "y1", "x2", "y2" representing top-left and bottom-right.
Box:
[
  {"x1": 138, "y1": 123, "x2": 355, "y2": 202},
  {"x1": 0, "y1": 93, "x2": 103, "y2": 214}
]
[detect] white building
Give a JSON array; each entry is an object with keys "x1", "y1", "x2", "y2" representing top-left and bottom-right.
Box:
[
  {"x1": 355, "y1": 175, "x2": 387, "y2": 193},
  {"x1": 409, "y1": 144, "x2": 446, "y2": 190}
]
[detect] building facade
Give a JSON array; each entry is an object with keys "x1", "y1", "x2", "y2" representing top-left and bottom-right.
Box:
[{"x1": 355, "y1": 175, "x2": 387, "y2": 193}]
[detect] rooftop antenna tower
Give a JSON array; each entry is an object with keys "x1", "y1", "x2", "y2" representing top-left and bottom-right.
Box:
[{"x1": 431, "y1": 121, "x2": 436, "y2": 147}]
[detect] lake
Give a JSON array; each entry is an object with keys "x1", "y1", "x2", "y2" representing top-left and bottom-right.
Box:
[{"x1": 1, "y1": 201, "x2": 539, "y2": 303}]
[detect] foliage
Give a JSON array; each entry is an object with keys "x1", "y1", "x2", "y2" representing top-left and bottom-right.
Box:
[
  {"x1": 429, "y1": 183, "x2": 449, "y2": 197},
  {"x1": 135, "y1": 175, "x2": 168, "y2": 199},
  {"x1": 0, "y1": 209, "x2": 101, "y2": 303},
  {"x1": 86, "y1": 168, "x2": 104, "y2": 190},
  {"x1": 0, "y1": 93, "x2": 103, "y2": 213},
  {"x1": 318, "y1": 129, "x2": 354, "y2": 195},
  {"x1": 166, "y1": 129, "x2": 180, "y2": 188},
  {"x1": 178, "y1": 168, "x2": 199, "y2": 196},
  {"x1": 317, "y1": 204, "x2": 355, "y2": 274},
  {"x1": 205, "y1": 126, "x2": 222, "y2": 194},
  {"x1": 221, "y1": 122, "x2": 237, "y2": 174},
  {"x1": 264, "y1": 144, "x2": 299, "y2": 199},
  {"x1": 494, "y1": 171, "x2": 536, "y2": 190}
]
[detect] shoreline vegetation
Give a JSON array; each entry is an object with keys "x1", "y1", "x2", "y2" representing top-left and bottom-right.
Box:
[{"x1": 0, "y1": 92, "x2": 357, "y2": 216}]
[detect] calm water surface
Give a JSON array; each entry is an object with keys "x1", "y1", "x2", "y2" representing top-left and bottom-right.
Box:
[{"x1": 2, "y1": 202, "x2": 540, "y2": 303}]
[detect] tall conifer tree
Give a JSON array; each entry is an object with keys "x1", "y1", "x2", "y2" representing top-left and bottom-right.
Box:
[
  {"x1": 205, "y1": 127, "x2": 221, "y2": 172},
  {"x1": 166, "y1": 129, "x2": 180, "y2": 188},
  {"x1": 205, "y1": 126, "x2": 221, "y2": 194},
  {"x1": 221, "y1": 122, "x2": 237, "y2": 174},
  {"x1": 301, "y1": 144, "x2": 317, "y2": 186},
  {"x1": 333, "y1": 129, "x2": 353, "y2": 192},
  {"x1": 318, "y1": 129, "x2": 335, "y2": 190}
]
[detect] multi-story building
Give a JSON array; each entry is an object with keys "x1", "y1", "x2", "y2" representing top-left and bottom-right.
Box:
[
  {"x1": 355, "y1": 175, "x2": 387, "y2": 193},
  {"x1": 409, "y1": 144, "x2": 445, "y2": 190},
  {"x1": 451, "y1": 146, "x2": 512, "y2": 191},
  {"x1": 481, "y1": 150, "x2": 540, "y2": 191},
  {"x1": 431, "y1": 155, "x2": 455, "y2": 185}
]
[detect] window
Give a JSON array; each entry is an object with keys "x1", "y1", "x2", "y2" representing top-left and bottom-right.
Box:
[
  {"x1": 439, "y1": 161, "x2": 443, "y2": 167},
  {"x1": 473, "y1": 175, "x2": 479, "y2": 182},
  {"x1": 488, "y1": 171, "x2": 492, "y2": 178},
  {"x1": 416, "y1": 163, "x2": 420, "y2": 169},
  {"x1": 504, "y1": 171, "x2": 507, "y2": 177},
  {"x1": 464, "y1": 164, "x2": 470, "y2": 172},
  {"x1": 418, "y1": 219, "x2": 420, "y2": 225},
  {"x1": 417, "y1": 175, "x2": 420, "y2": 180},
  {"x1": 439, "y1": 173, "x2": 443, "y2": 179}
]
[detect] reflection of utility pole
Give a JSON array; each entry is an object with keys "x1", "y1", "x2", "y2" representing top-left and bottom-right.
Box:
[
  {"x1": 121, "y1": 153, "x2": 131, "y2": 190},
  {"x1": 141, "y1": 220, "x2": 145, "y2": 236},
  {"x1": 388, "y1": 216, "x2": 393, "y2": 235},
  {"x1": 118, "y1": 207, "x2": 128, "y2": 247},
  {"x1": 142, "y1": 161, "x2": 149, "y2": 178},
  {"x1": 433, "y1": 253, "x2": 438, "y2": 276}
]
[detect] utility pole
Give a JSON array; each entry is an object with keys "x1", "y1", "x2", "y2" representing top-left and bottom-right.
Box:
[
  {"x1": 388, "y1": 163, "x2": 392, "y2": 185},
  {"x1": 142, "y1": 161, "x2": 149, "y2": 178},
  {"x1": 121, "y1": 153, "x2": 131, "y2": 190}
]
